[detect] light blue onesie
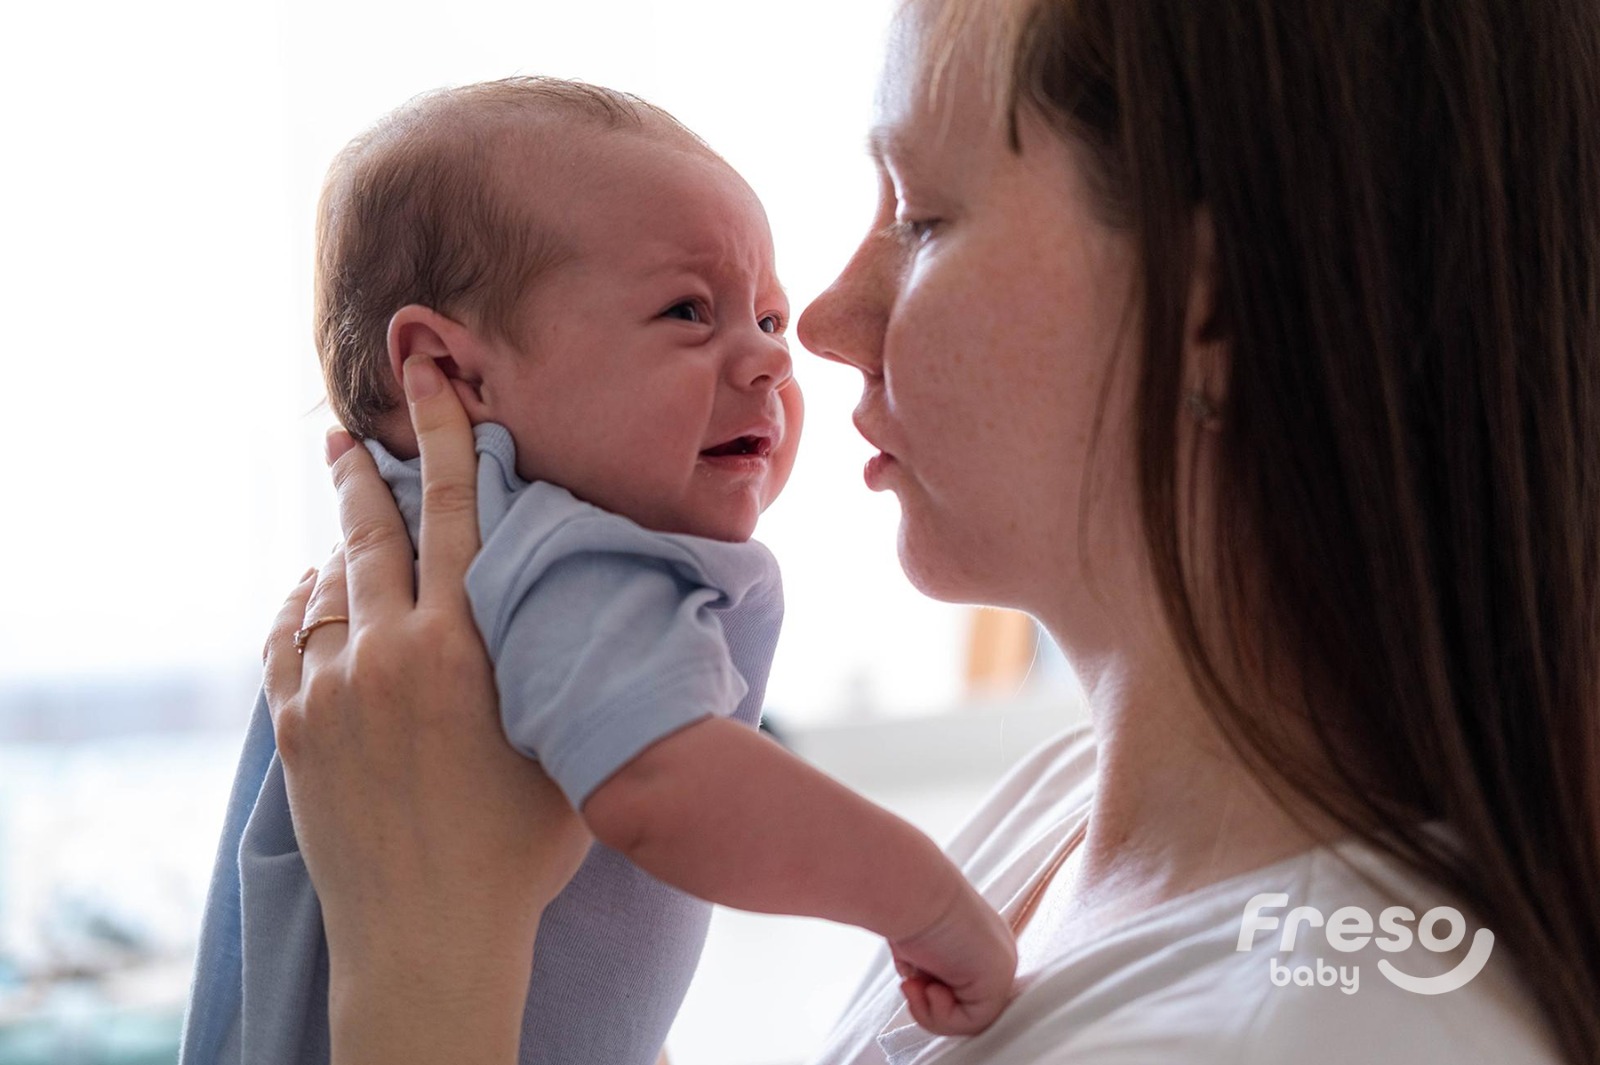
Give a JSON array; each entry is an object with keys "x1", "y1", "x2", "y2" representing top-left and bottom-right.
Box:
[{"x1": 179, "y1": 422, "x2": 783, "y2": 1065}]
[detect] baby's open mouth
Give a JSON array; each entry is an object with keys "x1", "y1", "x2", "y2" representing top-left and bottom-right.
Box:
[{"x1": 701, "y1": 435, "x2": 773, "y2": 458}]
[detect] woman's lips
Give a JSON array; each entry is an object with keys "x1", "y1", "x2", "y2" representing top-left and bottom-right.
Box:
[{"x1": 864, "y1": 451, "x2": 897, "y2": 490}]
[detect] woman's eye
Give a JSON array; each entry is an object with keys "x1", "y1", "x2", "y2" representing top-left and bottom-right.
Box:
[
  {"x1": 663, "y1": 301, "x2": 705, "y2": 323},
  {"x1": 758, "y1": 314, "x2": 784, "y2": 335},
  {"x1": 891, "y1": 217, "x2": 941, "y2": 247}
]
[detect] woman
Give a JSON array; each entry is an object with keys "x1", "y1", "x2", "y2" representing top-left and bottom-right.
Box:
[{"x1": 262, "y1": 0, "x2": 1600, "y2": 1061}]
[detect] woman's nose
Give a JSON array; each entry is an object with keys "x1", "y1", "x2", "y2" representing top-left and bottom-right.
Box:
[{"x1": 796, "y1": 236, "x2": 888, "y2": 377}]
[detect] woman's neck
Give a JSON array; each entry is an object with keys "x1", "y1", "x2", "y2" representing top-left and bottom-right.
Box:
[{"x1": 1061, "y1": 644, "x2": 1347, "y2": 920}]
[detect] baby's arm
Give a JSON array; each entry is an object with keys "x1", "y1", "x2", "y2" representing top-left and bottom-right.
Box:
[{"x1": 583, "y1": 716, "x2": 1017, "y2": 1035}]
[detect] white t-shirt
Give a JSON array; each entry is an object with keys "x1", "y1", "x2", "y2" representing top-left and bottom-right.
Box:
[{"x1": 807, "y1": 723, "x2": 1564, "y2": 1065}]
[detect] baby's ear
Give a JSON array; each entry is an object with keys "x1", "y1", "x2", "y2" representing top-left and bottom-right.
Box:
[{"x1": 385, "y1": 305, "x2": 491, "y2": 417}]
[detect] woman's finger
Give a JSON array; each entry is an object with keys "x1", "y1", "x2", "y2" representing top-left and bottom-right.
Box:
[
  {"x1": 331, "y1": 433, "x2": 416, "y2": 620},
  {"x1": 403, "y1": 355, "x2": 482, "y2": 609},
  {"x1": 326, "y1": 427, "x2": 357, "y2": 466},
  {"x1": 300, "y1": 547, "x2": 353, "y2": 658},
  {"x1": 263, "y1": 567, "x2": 318, "y2": 723}
]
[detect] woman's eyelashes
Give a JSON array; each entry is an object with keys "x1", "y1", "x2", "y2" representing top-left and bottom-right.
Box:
[{"x1": 889, "y1": 216, "x2": 942, "y2": 247}]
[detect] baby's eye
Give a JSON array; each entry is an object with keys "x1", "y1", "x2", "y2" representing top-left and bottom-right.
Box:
[
  {"x1": 663, "y1": 300, "x2": 707, "y2": 324},
  {"x1": 759, "y1": 314, "x2": 784, "y2": 335}
]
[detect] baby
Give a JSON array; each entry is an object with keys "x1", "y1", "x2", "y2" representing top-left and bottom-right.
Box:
[{"x1": 180, "y1": 77, "x2": 1015, "y2": 1065}]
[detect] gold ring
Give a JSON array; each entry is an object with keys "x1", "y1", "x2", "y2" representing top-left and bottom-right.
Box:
[{"x1": 293, "y1": 615, "x2": 350, "y2": 655}]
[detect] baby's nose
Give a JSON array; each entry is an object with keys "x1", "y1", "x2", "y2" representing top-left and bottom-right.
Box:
[{"x1": 738, "y1": 331, "x2": 793, "y2": 391}]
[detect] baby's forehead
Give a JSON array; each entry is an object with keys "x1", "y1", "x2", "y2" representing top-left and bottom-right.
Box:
[
  {"x1": 494, "y1": 128, "x2": 779, "y2": 286},
  {"x1": 610, "y1": 191, "x2": 782, "y2": 293},
  {"x1": 497, "y1": 120, "x2": 753, "y2": 207}
]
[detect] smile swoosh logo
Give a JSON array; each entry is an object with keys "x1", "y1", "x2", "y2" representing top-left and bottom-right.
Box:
[{"x1": 1377, "y1": 928, "x2": 1496, "y2": 994}]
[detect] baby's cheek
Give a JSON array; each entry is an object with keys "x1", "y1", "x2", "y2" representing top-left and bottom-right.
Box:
[
  {"x1": 782, "y1": 380, "x2": 806, "y2": 454},
  {"x1": 765, "y1": 381, "x2": 806, "y2": 507}
]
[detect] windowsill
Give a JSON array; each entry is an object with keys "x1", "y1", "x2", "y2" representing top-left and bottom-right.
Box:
[{"x1": 784, "y1": 687, "x2": 1088, "y2": 798}]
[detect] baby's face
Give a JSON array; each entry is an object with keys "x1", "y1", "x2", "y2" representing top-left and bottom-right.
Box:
[{"x1": 478, "y1": 136, "x2": 802, "y2": 543}]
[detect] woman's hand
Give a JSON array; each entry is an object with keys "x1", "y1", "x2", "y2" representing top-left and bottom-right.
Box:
[{"x1": 262, "y1": 355, "x2": 592, "y2": 1065}]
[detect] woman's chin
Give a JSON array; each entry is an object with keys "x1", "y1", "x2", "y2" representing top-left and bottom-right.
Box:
[{"x1": 896, "y1": 520, "x2": 998, "y2": 606}]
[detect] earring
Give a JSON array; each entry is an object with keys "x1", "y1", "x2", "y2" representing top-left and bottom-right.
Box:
[{"x1": 1184, "y1": 390, "x2": 1222, "y2": 427}]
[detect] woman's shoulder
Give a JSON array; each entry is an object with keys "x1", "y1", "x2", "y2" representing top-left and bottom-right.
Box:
[
  {"x1": 1228, "y1": 959, "x2": 1564, "y2": 1064},
  {"x1": 1227, "y1": 833, "x2": 1564, "y2": 1063},
  {"x1": 972, "y1": 975, "x2": 1563, "y2": 1065},
  {"x1": 939, "y1": 831, "x2": 1562, "y2": 1065},
  {"x1": 815, "y1": 735, "x2": 1562, "y2": 1065}
]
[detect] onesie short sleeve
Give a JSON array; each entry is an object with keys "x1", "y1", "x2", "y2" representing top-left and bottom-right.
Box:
[{"x1": 469, "y1": 526, "x2": 755, "y2": 807}]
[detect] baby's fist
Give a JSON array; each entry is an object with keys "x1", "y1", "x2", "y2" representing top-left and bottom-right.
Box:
[{"x1": 888, "y1": 885, "x2": 1017, "y2": 1036}]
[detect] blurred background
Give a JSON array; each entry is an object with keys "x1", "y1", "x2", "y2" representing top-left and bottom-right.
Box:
[{"x1": 0, "y1": 1, "x2": 1089, "y2": 1061}]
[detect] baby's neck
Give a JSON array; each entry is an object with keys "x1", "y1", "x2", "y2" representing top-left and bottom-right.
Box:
[{"x1": 367, "y1": 411, "x2": 420, "y2": 462}]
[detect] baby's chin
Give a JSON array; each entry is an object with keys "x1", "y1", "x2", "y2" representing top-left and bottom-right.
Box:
[
  {"x1": 588, "y1": 502, "x2": 745, "y2": 542},
  {"x1": 551, "y1": 473, "x2": 767, "y2": 543},
  {"x1": 678, "y1": 514, "x2": 760, "y2": 544},
  {"x1": 662, "y1": 475, "x2": 775, "y2": 542},
  {"x1": 667, "y1": 502, "x2": 764, "y2": 544}
]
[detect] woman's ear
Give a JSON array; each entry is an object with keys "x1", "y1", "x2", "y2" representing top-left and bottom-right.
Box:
[{"x1": 385, "y1": 305, "x2": 492, "y2": 419}]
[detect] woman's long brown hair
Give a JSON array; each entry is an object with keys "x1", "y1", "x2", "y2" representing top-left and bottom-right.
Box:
[{"x1": 996, "y1": 0, "x2": 1600, "y2": 1059}]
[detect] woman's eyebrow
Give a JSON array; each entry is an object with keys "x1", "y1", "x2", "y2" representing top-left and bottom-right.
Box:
[
  {"x1": 867, "y1": 125, "x2": 932, "y2": 178},
  {"x1": 866, "y1": 126, "x2": 903, "y2": 164}
]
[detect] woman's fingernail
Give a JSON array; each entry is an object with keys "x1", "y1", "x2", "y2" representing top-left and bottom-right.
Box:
[
  {"x1": 404, "y1": 355, "x2": 443, "y2": 401},
  {"x1": 325, "y1": 428, "x2": 356, "y2": 466},
  {"x1": 300, "y1": 566, "x2": 318, "y2": 583}
]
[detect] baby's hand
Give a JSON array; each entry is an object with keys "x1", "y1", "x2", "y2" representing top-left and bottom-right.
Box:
[{"x1": 887, "y1": 882, "x2": 1017, "y2": 1036}]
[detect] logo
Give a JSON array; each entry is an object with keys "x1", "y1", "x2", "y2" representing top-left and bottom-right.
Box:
[{"x1": 1237, "y1": 893, "x2": 1494, "y2": 996}]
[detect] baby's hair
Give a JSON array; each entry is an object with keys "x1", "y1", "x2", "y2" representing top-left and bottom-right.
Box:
[{"x1": 314, "y1": 75, "x2": 710, "y2": 438}]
